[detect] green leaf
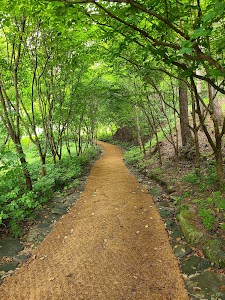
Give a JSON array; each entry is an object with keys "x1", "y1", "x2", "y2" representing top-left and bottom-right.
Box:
[
  {"x1": 179, "y1": 47, "x2": 193, "y2": 55},
  {"x1": 191, "y1": 27, "x2": 212, "y2": 39},
  {"x1": 181, "y1": 68, "x2": 193, "y2": 77},
  {"x1": 209, "y1": 69, "x2": 225, "y2": 77},
  {"x1": 202, "y1": 11, "x2": 217, "y2": 23}
]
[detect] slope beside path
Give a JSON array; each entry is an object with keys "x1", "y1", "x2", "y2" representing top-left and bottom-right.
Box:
[{"x1": 0, "y1": 141, "x2": 189, "y2": 300}]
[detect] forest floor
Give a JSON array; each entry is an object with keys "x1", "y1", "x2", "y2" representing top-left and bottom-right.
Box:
[
  {"x1": 123, "y1": 128, "x2": 225, "y2": 299},
  {"x1": 146, "y1": 127, "x2": 225, "y2": 241},
  {"x1": 0, "y1": 141, "x2": 189, "y2": 300}
]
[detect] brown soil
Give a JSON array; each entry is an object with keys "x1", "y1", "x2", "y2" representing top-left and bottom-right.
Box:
[{"x1": 0, "y1": 142, "x2": 189, "y2": 300}]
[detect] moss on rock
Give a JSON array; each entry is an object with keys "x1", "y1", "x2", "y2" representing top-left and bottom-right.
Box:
[
  {"x1": 177, "y1": 207, "x2": 205, "y2": 245},
  {"x1": 202, "y1": 239, "x2": 225, "y2": 268}
]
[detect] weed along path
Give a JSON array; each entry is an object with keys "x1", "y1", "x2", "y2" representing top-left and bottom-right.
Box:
[{"x1": 0, "y1": 142, "x2": 189, "y2": 300}]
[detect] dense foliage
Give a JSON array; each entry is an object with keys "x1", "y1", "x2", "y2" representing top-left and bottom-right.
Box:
[{"x1": 1, "y1": 0, "x2": 225, "y2": 235}]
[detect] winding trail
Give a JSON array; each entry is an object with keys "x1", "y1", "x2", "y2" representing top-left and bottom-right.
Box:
[{"x1": 0, "y1": 142, "x2": 189, "y2": 299}]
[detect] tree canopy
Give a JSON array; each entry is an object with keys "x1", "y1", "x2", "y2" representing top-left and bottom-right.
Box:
[{"x1": 1, "y1": 0, "x2": 225, "y2": 234}]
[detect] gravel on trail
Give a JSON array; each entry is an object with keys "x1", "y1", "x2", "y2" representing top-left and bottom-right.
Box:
[{"x1": 0, "y1": 142, "x2": 189, "y2": 300}]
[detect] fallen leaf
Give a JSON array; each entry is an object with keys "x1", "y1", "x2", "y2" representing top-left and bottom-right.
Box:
[
  {"x1": 48, "y1": 277, "x2": 55, "y2": 282},
  {"x1": 40, "y1": 255, "x2": 47, "y2": 260},
  {"x1": 193, "y1": 287, "x2": 201, "y2": 292}
]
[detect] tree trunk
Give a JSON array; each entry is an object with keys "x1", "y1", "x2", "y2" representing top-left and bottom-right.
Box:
[
  {"x1": 191, "y1": 91, "x2": 200, "y2": 168},
  {"x1": 215, "y1": 146, "x2": 224, "y2": 184},
  {"x1": 191, "y1": 77, "x2": 224, "y2": 183},
  {"x1": 135, "y1": 106, "x2": 146, "y2": 154},
  {"x1": 155, "y1": 131, "x2": 162, "y2": 166},
  {"x1": 208, "y1": 83, "x2": 223, "y2": 126},
  {"x1": 15, "y1": 138, "x2": 33, "y2": 190},
  {"x1": 178, "y1": 79, "x2": 193, "y2": 147}
]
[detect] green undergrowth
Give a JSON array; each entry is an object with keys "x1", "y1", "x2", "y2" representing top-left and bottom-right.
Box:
[
  {"x1": 124, "y1": 146, "x2": 145, "y2": 165},
  {"x1": 193, "y1": 192, "x2": 225, "y2": 231},
  {"x1": 0, "y1": 145, "x2": 100, "y2": 237},
  {"x1": 182, "y1": 166, "x2": 219, "y2": 192}
]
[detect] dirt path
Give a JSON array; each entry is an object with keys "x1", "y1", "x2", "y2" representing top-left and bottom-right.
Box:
[{"x1": 0, "y1": 142, "x2": 189, "y2": 300}]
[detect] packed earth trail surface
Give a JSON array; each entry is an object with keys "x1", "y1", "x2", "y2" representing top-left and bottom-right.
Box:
[{"x1": 0, "y1": 142, "x2": 189, "y2": 300}]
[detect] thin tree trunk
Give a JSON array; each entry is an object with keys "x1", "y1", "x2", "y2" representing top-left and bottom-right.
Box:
[
  {"x1": 191, "y1": 90, "x2": 200, "y2": 168},
  {"x1": 135, "y1": 106, "x2": 146, "y2": 154},
  {"x1": 178, "y1": 79, "x2": 193, "y2": 147},
  {"x1": 15, "y1": 138, "x2": 33, "y2": 190}
]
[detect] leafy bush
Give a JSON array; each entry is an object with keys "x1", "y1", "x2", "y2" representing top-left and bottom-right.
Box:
[
  {"x1": 193, "y1": 192, "x2": 225, "y2": 231},
  {"x1": 182, "y1": 166, "x2": 219, "y2": 191},
  {"x1": 0, "y1": 144, "x2": 100, "y2": 236},
  {"x1": 124, "y1": 146, "x2": 144, "y2": 165}
]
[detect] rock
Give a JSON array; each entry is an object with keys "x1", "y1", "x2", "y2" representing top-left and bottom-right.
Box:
[
  {"x1": 166, "y1": 186, "x2": 176, "y2": 194},
  {"x1": 37, "y1": 222, "x2": 52, "y2": 229},
  {"x1": 51, "y1": 207, "x2": 67, "y2": 215},
  {"x1": 52, "y1": 197, "x2": 65, "y2": 203},
  {"x1": 66, "y1": 197, "x2": 77, "y2": 204},
  {"x1": 27, "y1": 228, "x2": 39, "y2": 243},
  {"x1": 15, "y1": 254, "x2": 30, "y2": 262},
  {"x1": 158, "y1": 206, "x2": 176, "y2": 218},
  {"x1": 56, "y1": 203, "x2": 70, "y2": 209},
  {"x1": 186, "y1": 270, "x2": 225, "y2": 299},
  {"x1": 165, "y1": 220, "x2": 184, "y2": 240},
  {"x1": 0, "y1": 239, "x2": 24, "y2": 257},
  {"x1": 174, "y1": 244, "x2": 192, "y2": 258},
  {"x1": 202, "y1": 239, "x2": 225, "y2": 268},
  {"x1": 148, "y1": 186, "x2": 163, "y2": 196},
  {"x1": 181, "y1": 255, "x2": 211, "y2": 275},
  {"x1": 177, "y1": 208, "x2": 205, "y2": 245},
  {"x1": 0, "y1": 261, "x2": 19, "y2": 272}
]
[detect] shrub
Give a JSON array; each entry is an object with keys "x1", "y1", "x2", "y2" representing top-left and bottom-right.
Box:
[
  {"x1": 0, "y1": 144, "x2": 100, "y2": 236},
  {"x1": 193, "y1": 192, "x2": 225, "y2": 231},
  {"x1": 124, "y1": 146, "x2": 144, "y2": 165}
]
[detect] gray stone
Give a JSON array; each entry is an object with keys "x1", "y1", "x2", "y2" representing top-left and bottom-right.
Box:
[
  {"x1": 51, "y1": 207, "x2": 67, "y2": 214},
  {"x1": 158, "y1": 206, "x2": 176, "y2": 218},
  {"x1": 15, "y1": 254, "x2": 30, "y2": 262},
  {"x1": 148, "y1": 186, "x2": 163, "y2": 196},
  {"x1": 27, "y1": 228, "x2": 39, "y2": 243},
  {"x1": 66, "y1": 197, "x2": 77, "y2": 204},
  {"x1": 0, "y1": 239, "x2": 24, "y2": 257},
  {"x1": 56, "y1": 203, "x2": 69, "y2": 209},
  {"x1": 181, "y1": 255, "x2": 212, "y2": 275},
  {"x1": 165, "y1": 220, "x2": 184, "y2": 240},
  {"x1": 37, "y1": 222, "x2": 52, "y2": 229},
  {"x1": 0, "y1": 261, "x2": 19, "y2": 272},
  {"x1": 186, "y1": 271, "x2": 225, "y2": 299},
  {"x1": 52, "y1": 197, "x2": 65, "y2": 203},
  {"x1": 174, "y1": 244, "x2": 192, "y2": 258}
]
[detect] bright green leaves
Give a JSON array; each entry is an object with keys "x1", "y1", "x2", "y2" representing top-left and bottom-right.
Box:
[
  {"x1": 208, "y1": 68, "x2": 225, "y2": 78},
  {"x1": 202, "y1": 1, "x2": 225, "y2": 25},
  {"x1": 179, "y1": 40, "x2": 193, "y2": 55},
  {"x1": 0, "y1": 211, "x2": 9, "y2": 225},
  {"x1": 191, "y1": 27, "x2": 212, "y2": 40}
]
